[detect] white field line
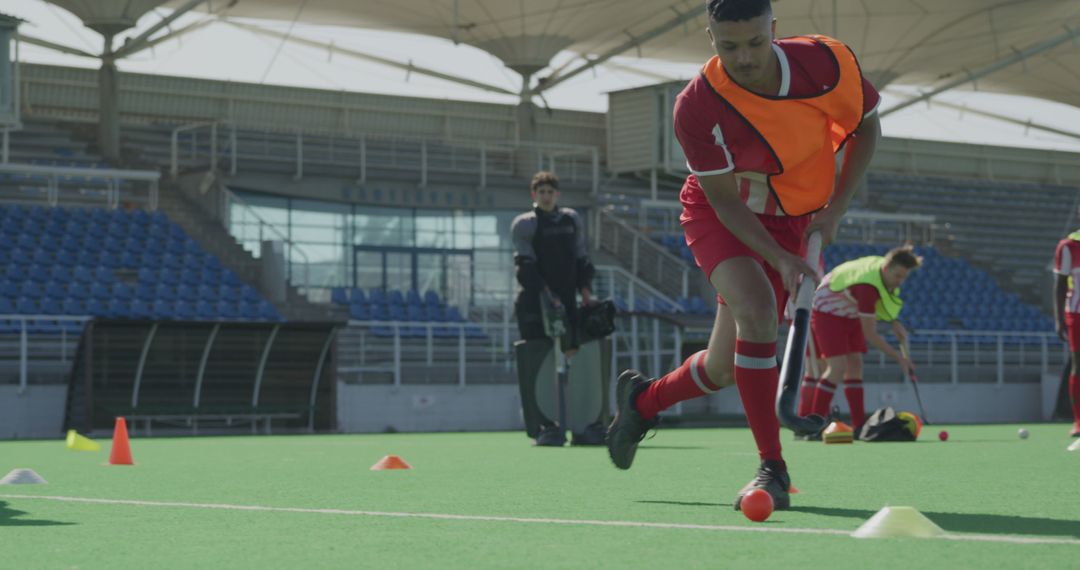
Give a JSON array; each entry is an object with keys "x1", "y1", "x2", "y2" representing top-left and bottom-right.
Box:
[{"x1": 1, "y1": 494, "x2": 1077, "y2": 546}]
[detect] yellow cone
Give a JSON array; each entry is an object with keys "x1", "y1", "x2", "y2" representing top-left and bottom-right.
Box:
[
  {"x1": 66, "y1": 429, "x2": 101, "y2": 452},
  {"x1": 852, "y1": 506, "x2": 945, "y2": 539}
]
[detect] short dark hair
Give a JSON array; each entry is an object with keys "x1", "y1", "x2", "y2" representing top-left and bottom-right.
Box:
[
  {"x1": 530, "y1": 171, "x2": 559, "y2": 192},
  {"x1": 706, "y1": 0, "x2": 772, "y2": 22},
  {"x1": 884, "y1": 245, "x2": 923, "y2": 270}
]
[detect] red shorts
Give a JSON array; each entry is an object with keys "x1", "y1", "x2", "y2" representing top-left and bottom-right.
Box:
[
  {"x1": 680, "y1": 201, "x2": 811, "y2": 315},
  {"x1": 1066, "y1": 313, "x2": 1080, "y2": 352},
  {"x1": 811, "y1": 310, "x2": 867, "y2": 358}
]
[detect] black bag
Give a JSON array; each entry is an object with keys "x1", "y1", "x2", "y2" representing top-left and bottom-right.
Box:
[
  {"x1": 577, "y1": 299, "x2": 617, "y2": 343},
  {"x1": 858, "y1": 406, "x2": 917, "y2": 442}
]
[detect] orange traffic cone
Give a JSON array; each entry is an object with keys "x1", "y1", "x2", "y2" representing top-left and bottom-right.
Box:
[
  {"x1": 370, "y1": 454, "x2": 411, "y2": 470},
  {"x1": 109, "y1": 417, "x2": 134, "y2": 465}
]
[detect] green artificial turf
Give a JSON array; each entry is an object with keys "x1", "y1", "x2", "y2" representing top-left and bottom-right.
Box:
[{"x1": 1, "y1": 424, "x2": 1078, "y2": 569}]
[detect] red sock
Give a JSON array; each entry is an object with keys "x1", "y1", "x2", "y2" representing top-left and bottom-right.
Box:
[
  {"x1": 635, "y1": 350, "x2": 721, "y2": 420},
  {"x1": 812, "y1": 380, "x2": 837, "y2": 417},
  {"x1": 797, "y1": 376, "x2": 817, "y2": 417},
  {"x1": 843, "y1": 379, "x2": 865, "y2": 428},
  {"x1": 1071, "y1": 374, "x2": 1080, "y2": 424},
  {"x1": 733, "y1": 340, "x2": 782, "y2": 463}
]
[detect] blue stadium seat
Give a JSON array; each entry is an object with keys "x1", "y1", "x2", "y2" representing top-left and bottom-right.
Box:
[
  {"x1": 173, "y1": 300, "x2": 195, "y2": 320},
  {"x1": 257, "y1": 302, "x2": 280, "y2": 321},
  {"x1": 107, "y1": 282, "x2": 130, "y2": 301},
  {"x1": 129, "y1": 300, "x2": 152, "y2": 319},
  {"x1": 406, "y1": 290, "x2": 423, "y2": 306},
  {"x1": 445, "y1": 306, "x2": 465, "y2": 322},
  {"x1": 94, "y1": 267, "x2": 115, "y2": 283},
  {"x1": 368, "y1": 288, "x2": 387, "y2": 305},
  {"x1": 423, "y1": 290, "x2": 440, "y2": 307},
  {"x1": 240, "y1": 301, "x2": 260, "y2": 320},
  {"x1": 134, "y1": 283, "x2": 156, "y2": 302},
  {"x1": 240, "y1": 286, "x2": 260, "y2": 303},
  {"x1": 217, "y1": 301, "x2": 239, "y2": 319},
  {"x1": 45, "y1": 282, "x2": 66, "y2": 300},
  {"x1": 195, "y1": 300, "x2": 217, "y2": 320},
  {"x1": 62, "y1": 298, "x2": 84, "y2": 315},
  {"x1": 85, "y1": 299, "x2": 109, "y2": 317},
  {"x1": 20, "y1": 281, "x2": 43, "y2": 299},
  {"x1": 388, "y1": 290, "x2": 405, "y2": 306},
  {"x1": 152, "y1": 300, "x2": 174, "y2": 320},
  {"x1": 39, "y1": 297, "x2": 62, "y2": 315},
  {"x1": 349, "y1": 303, "x2": 370, "y2": 320},
  {"x1": 219, "y1": 286, "x2": 240, "y2": 303},
  {"x1": 155, "y1": 284, "x2": 176, "y2": 302},
  {"x1": 331, "y1": 287, "x2": 349, "y2": 305},
  {"x1": 176, "y1": 285, "x2": 198, "y2": 302},
  {"x1": 222, "y1": 270, "x2": 242, "y2": 287},
  {"x1": 28, "y1": 265, "x2": 51, "y2": 283},
  {"x1": 0, "y1": 280, "x2": 18, "y2": 298},
  {"x1": 16, "y1": 297, "x2": 40, "y2": 314}
]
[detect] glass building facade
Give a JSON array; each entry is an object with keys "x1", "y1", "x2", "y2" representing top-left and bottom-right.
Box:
[{"x1": 227, "y1": 191, "x2": 547, "y2": 308}]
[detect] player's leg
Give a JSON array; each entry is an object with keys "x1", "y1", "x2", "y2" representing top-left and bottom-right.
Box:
[
  {"x1": 708, "y1": 257, "x2": 795, "y2": 510},
  {"x1": 1067, "y1": 313, "x2": 1080, "y2": 436},
  {"x1": 606, "y1": 293, "x2": 735, "y2": 469},
  {"x1": 813, "y1": 355, "x2": 845, "y2": 418},
  {"x1": 514, "y1": 293, "x2": 563, "y2": 446},
  {"x1": 797, "y1": 323, "x2": 823, "y2": 417},
  {"x1": 842, "y1": 353, "x2": 866, "y2": 430}
]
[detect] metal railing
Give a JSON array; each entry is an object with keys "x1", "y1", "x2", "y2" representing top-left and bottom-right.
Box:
[
  {"x1": 0, "y1": 315, "x2": 90, "y2": 392},
  {"x1": 594, "y1": 208, "x2": 690, "y2": 299},
  {"x1": 865, "y1": 329, "x2": 1066, "y2": 385},
  {"x1": 168, "y1": 121, "x2": 600, "y2": 192},
  {"x1": 0, "y1": 162, "x2": 161, "y2": 210},
  {"x1": 334, "y1": 315, "x2": 1066, "y2": 424}
]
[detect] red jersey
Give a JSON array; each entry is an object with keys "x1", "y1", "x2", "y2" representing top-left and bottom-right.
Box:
[
  {"x1": 813, "y1": 280, "x2": 879, "y2": 319},
  {"x1": 674, "y1": 38, "x2": 880, "y2": 214},
  {"x1": 1055, "y1": 236, "x2": 1080, "y2": 314}
]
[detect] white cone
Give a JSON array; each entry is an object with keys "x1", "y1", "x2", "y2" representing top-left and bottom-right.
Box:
[
  {"x1": 0, "y1": 469, "x2": 47, "y2": 485},
  {"x1": 1068, "y1": 439, "x2": 1080, "y2": 452},
  {"x1": 852, "y1": 506, "x2": 944, "y2": 539}
]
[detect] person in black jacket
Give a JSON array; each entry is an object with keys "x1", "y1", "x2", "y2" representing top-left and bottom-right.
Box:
[{"x1": 512, "y1": 171, "x2": 604, "y2": 446}]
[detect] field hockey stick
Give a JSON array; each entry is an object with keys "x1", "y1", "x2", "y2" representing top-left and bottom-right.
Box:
[
  {"x1": 900, "y1": 339, "x2": 929, "y2": 424},
  {"x1": 777, "y1": 232, "x2": 829, "y2": 435}
]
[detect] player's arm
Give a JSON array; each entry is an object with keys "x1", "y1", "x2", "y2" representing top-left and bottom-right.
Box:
[
  {"x1": 698, "y1": 173, "x2": 817, "y2": 294},
  {"x1": 890, "y1": 320, "x2": 909, "y2": 345},
  {"x1": 860, "y1": 316, "x2": 913, "y2": 373},
  {"x1": 511, "y1": 217, "x2": 546, "y2": 294},
  {"x1": 806, "y1": 108, "x2": 882, "y2": 245},
  {"x1": 569, "y1": 210, "x2": 595, "y2": 304}
]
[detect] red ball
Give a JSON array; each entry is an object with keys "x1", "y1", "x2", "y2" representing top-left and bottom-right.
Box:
[
  {"x1": 938, "y1": 430, "x2": 949, "y2": 441},
  {"x1": 741, "y1": 488, "x2": 774, "y2": 522}
]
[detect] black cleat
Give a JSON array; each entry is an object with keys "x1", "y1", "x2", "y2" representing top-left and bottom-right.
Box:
[
  {"x1": 534, "y1": 423, "x2": 566, "y2": 447},
  {"x1": 734, "y1": 460, "x2": 791, "y2": 511},
  {"x1": 605, "y1": 370, "x2": 658, "y2": 469},
  {"x1": 571, "y1": 422, "x2": 607, "y2": 446}
]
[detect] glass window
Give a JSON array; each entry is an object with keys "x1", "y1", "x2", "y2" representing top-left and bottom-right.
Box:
[{"x1": 353, "y1": 207, "x2": 413, "y2": 247}]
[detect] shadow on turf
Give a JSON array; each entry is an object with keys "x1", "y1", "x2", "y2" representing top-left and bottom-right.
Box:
[
  {"x1": 637, "y1": 445, "x2": 709, "y2": 450},
  {"x1": 790, "y1": 506, "x2": 1080, "y2": 538},
  {"x1": 0, "y1": 501, "x2": 74, "y2": 527}
]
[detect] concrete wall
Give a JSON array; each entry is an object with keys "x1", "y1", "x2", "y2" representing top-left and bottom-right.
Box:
[
  {"x1": 334, "y1": 377, "x2": 1065, "y2": 434},
  {"x1": 0, "y1": 385, "x2": 68, "y2": 439},
  {"x1": 336, "y1": 383, "x2": 524, "y2": 433}
]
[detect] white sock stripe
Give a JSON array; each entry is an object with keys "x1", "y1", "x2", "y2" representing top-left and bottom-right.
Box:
[
  {"x1": 817, "y1": 384, "x2": 836, "y2": 394},
  {"x1": 689, "y1": 351, "x2": 717, "y2": 394},
  {"x1": 734, "y1": 354, "x2": 776, "y2": 370},
  {"x1": 800, "y1": 379, "x2": 818, "y2": 388}
]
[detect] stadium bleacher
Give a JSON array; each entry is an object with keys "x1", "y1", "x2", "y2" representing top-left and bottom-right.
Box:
[
  {"x1": 0, "y1": 203, "x2": 282, "y2": 330},
  {"x1": 330, "y1": 286, "x2": 485, "y2": 339},
  {"x1": 653, "y1": 235, "x2": 1054, "y2": 340}
]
